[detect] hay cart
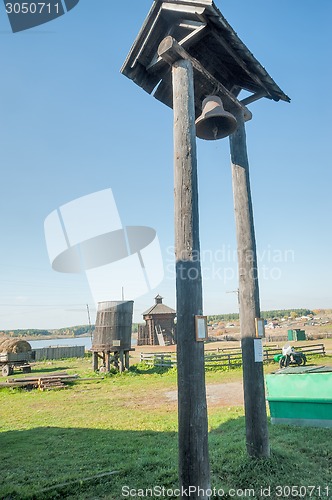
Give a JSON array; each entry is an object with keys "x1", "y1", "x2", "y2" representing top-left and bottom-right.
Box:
[
  {"x1": 0, "y1": 351, "x2": 33, "y2": 376},
  {"x1": 0, "y1": 338, "x2": 33, "y2": 376}
]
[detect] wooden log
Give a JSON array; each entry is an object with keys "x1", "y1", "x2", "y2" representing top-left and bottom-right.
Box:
[
  {"x1": 105, "y1": 352, "x2": 110, "y2": 372},
  {"x1": 6, "y1": 374, "x2": 78, "y2": 383},
  {"x1": 124, "y1": 351, "x2": 130, "y2": 370},
  {"x1": 92, "y1": 352, "x2": 99, "y2": 371},
  {"x1": 167, "y1": 53, "x2": 210, "y2": 496},
  {"x1": 118, "y1": 350, "x2": 124, "y2": 373},
  {"x1": 34, "y1": 470, "x2": 119, "y2": 496},
  {"x1": 229, "y1": 106, "x2": 270, "y2": 458}
]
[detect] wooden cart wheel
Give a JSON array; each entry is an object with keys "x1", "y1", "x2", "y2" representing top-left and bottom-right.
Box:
[{"x1": 2, "y1": 364, "x2": 10, "y2": 377}]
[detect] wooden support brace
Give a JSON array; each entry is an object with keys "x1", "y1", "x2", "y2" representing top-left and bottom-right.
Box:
[
  {"x1": 92, "y1": 352, "x2": 98, "y2": 371},
  {"x1": 240, "y1": 90, "x2": 268, "y2": 106},
  {"x1": 124, "y1": 351, "x2": 130, "y2": 370},
  {"x1": 105, "y1": 352, "x2": 110, "y2": 372},
  {"x1": 118, "y1": 351, "x2": 124, "y2": 373}
]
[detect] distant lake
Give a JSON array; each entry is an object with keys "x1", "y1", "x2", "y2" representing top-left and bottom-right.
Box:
[{"x1": 29, "y1": 337, "x2": 137, "y2": 350}]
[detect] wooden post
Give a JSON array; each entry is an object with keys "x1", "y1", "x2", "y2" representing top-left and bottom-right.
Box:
[
  {"x1": 124, "y1": 351, "x2": 130, "y2": 370},
  {"x1": 118, "y1": 350, "x2": 124, "y2": 373},
  {"x1": 105, "y1": 352, "x2": 110, "y2": 372},
  {"x1": 229, "y1": 106, "x2": 270, "y2": 458},
  {"x1": 159, "y1": 38, "x2": 210, "y2": 496},
  {"x1": 92, "y1": 352, "x2": 98, "y2": 371}
]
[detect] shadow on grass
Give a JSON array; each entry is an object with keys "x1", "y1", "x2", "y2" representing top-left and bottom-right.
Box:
[
  {"x1": 129, "y1": 364, "x2": 176, "y2": 375},
  {"x1": 28, "y1": 366, "x2": 73, "y2": 374},
  {"x1": 209, "y1": 415, "x2": 332, "y2": 495},
  {"x1": 0, "y1": 427, "x2": 178, "y2": 500},
  {"x1": 1, "y1": 418, "x2": 331, "y2": 499}
]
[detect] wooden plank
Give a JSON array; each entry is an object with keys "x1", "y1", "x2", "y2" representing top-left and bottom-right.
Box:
[
  {"x1": 162, "y1": 2, "x2": 208, "y2": 12},
  {"x1": 34, "y1": 471, "x2": 119, "y2": 496},
  {"x1": 6, "y1": 374, "x2": 78, "y2": 383}
]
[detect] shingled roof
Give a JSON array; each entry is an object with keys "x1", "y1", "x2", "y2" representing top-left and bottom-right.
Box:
[
  {"x1": 121, "y1": 0, "x2": 290, "y2": 119},
  {"x1": 143, "y1": 295, "x2": 176, "y2": 316}
]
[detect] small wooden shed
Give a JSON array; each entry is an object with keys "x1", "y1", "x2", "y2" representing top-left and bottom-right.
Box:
[{"x1": 138, "y1": 295, "x2": 176, "y2": 346}]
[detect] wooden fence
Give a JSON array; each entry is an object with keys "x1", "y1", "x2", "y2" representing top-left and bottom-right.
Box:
[
  {"x1": 32, "y1": 346, "x2": 85, "y2": 361},
  {"x1": 140, "y1": 343, "x2": 326, "y2": 369}
]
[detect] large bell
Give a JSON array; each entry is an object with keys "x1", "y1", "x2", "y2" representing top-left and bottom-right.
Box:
[{"x1": 195, "y1": 96, "x2": 238, "y2": 140}]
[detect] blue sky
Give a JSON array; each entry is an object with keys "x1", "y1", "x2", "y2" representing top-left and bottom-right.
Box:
[{"x1": 0, "y1": 0, "x2": 331, "y2": 330}]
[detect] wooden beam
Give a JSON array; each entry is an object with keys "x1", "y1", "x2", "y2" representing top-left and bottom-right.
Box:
[
  {"x1": 158, "y1": 36, "x2": 252, "y2": 121},
  {"x1": 240, "y1": 91, "x2": 268, "y2": 106},
  {"x1": 147, "y1": 22, "x2": 207, "y2": 73},
  {"x1": 162, "y1": 2, "x2": 208, "y2": 13}
]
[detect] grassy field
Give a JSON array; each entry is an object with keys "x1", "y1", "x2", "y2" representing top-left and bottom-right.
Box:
[{"x1": 0, "y1": 355, "x2": 331, "y2": 500}]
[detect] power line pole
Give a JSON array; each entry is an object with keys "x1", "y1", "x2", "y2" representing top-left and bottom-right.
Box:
[
  {"x1": 86, "y1": 303, "x2": 92, "y2": 341},
  {"x1": 229, "y1": 106, "x2": 270, "y2": 458}
]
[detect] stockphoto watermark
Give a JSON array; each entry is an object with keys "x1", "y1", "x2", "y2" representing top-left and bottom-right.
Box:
[
  {"x1": 165, "y1": 245, "x2": 295, "y2": 283},
  {"x1": 122, "y1": 484, "x2": 330, "y2": 498},
  {"x1": 122, "y1": 485, "x2": 256, "y2": 498},
  {"x1": 44, "y1": 188, "x2": 164, "y2": 305},
  {"x1": 3, "y1": 0, "x2": 80, "y2": 33}
]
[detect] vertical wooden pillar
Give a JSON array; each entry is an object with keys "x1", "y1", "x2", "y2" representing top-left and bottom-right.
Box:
[
  {"x1": 105, "y1": 352, "x2": 110, "y2": 372},
  {"x1": 124, "y1": 351, "x2": 130, "y2": 370},
  {"x1": 118, "y1": 350, "x2": 124, "y2": 373},
  {"x1": 229, "y1": 107, "x2": 270, "y2": 458},
  {"x1": 92, "y1": 352, "x2": 98, "y2": 371},
  {"x1": 172, "y1": 58, "x2": 210, "y2": 497}
]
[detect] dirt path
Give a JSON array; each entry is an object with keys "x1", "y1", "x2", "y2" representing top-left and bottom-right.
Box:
[{"x1": 165, "y1": 381, "x2": 244, "y2": 408}]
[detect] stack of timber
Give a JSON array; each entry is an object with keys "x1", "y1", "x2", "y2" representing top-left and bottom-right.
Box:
[
  {"x1": 38, "y1": 377, "x2": 66, "y2": 391},
  {"x1": 0, "y1": 372, "x2": 78, "y2": 390}
]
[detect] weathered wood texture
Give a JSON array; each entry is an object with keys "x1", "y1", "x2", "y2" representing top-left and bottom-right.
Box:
[
  {"x1": 171, "y1": 57, "x2": 210, "y2": 496},
  {"x1": 121, "y1": 1, "x2": 290, "y2": 112},
  {"x1": 158, "y1": 37, "x2": 251, "y2": 121},
  {"x1": 92, "y1": 301, "x2": 134, "y2": 351},
  {"x1": 33, "y1": 346, "x2": 85, "y2": 361},
  {"x1": 139, "y1": 344, "x2": 327, "y2": 368},
  {"x1": 229, "y1": 107, "x2": 270, "y2": 458},
  {"x1": 92, "y1": 352, "x2": 98, "y2": 371},
  {"x1": 92, "y1": 348, "x2": 134, "y2": 373}
]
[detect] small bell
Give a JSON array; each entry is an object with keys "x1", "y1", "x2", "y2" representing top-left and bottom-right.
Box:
[{"x1": 195, "y1": 96, "x2": 238, "y2": 140}]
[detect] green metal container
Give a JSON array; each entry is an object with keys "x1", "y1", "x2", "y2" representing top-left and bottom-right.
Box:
[
  {"x1": 287, "y1": 328, "x2": 306, "y2": 341},
  {"x1": 266, "y1": 368, "x2": 332, "y2": 428},
  {"x1": 287, "y1": 329, "x2": 294, "y2": 341},
  {"x1": 295, "y1": 329, "x2": 306, "y2": 341}
]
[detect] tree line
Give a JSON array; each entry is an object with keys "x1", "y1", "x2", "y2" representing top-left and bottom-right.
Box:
[
  {"x1": 208, "y1": 308, "x2": 314, "y2": 323},
  {"x1": 1, "y1": 323, "x2": 140, "y2": 338}
]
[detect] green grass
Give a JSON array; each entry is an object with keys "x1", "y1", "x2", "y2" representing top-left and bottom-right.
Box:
[{"x1": 0, "y1": 358, "x2": 331, "y2": 499}]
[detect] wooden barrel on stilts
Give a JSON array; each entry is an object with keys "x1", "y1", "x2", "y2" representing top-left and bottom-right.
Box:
[{"x1": 92, "y1": 301, "x2": 134, "y2": 351}]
